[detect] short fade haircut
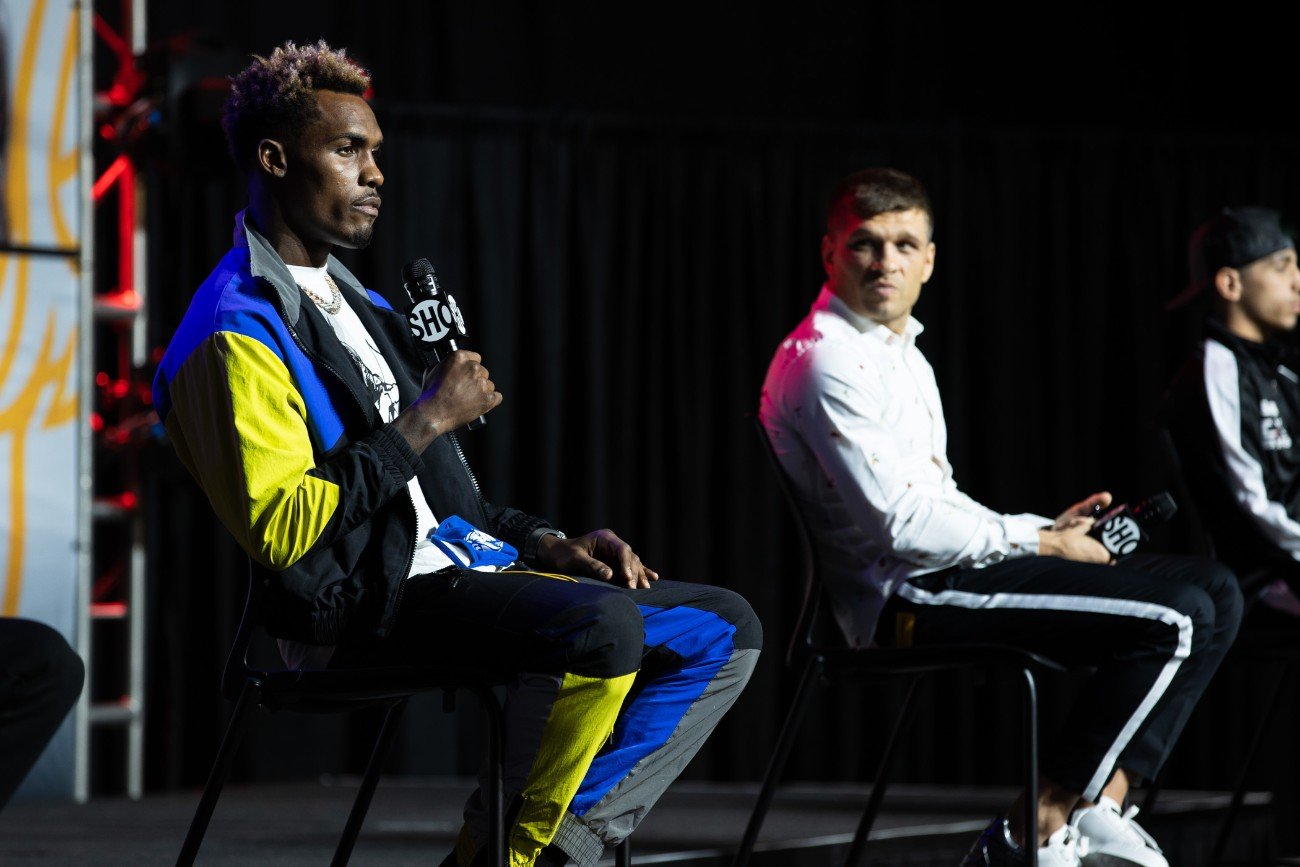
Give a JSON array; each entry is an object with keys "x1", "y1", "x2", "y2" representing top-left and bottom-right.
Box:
[
  {"x1": 221, "y1": 40, "x2": 371, "y2": 170},
  {"x1": 826, "y1": 168, "x2": 934, "y2": 239}
]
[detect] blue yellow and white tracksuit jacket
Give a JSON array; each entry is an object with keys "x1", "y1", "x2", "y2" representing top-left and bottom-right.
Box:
[
  {"x1": 153, "y1": 214, "x2": 761, "y2": 867},
  {"x1": 153, "y1": 213, "x2": 554, "y2": 643}
]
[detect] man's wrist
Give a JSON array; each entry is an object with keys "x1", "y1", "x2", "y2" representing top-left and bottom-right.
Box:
[
  {"x1": 390, "y1": 408, "x2": 441, "y2": 454},
  {"x1": 1000, "y1": 513, "x2": 1044, "y2": 557},
  {"x1": 1037, "y1": 528, "x2": 1060, "y2": 558},
  {"x1": 524, "y1": 527, "x2": 566, "y2": 563}
]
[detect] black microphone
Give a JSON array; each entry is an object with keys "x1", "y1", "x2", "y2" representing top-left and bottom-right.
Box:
[
  {"x1": 1088, "y1": 491, "x2": 1178, "y2": 559},
  {"x1": 401, "y1": 258, "x2": 484, "y2": 430}
]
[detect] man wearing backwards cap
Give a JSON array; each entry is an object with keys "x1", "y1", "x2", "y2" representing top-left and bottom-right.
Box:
[{"x1": 1165, "y1": 207, "x2": 1300, "y2": 612}]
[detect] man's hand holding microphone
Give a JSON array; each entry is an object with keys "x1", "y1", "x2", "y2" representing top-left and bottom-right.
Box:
[
  {"x1": 392, "y1": 257, "x2": 499, "y2": 452},
  {"x1": 393, "y1": 350, "x2": 502, "y2": 453},
  {"x1": 1038, "y1": 492, "x2": 1114, "y2": 564}
]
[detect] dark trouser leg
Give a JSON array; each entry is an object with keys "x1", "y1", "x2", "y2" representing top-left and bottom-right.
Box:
[
  {"x1": 1109, "y1": 554, "x2": 1241, "y2": 779},
  {"x1": 1218, "y1": 547, "x2": 1300, "y2": 618},
  {"x1": 338, "y1": 573, "x2": 762, "y2": 867},
  {"x1": 548, "y1": 581, "x2": 762, "y2": 866},
  {"x1": 333, "y1": 570, "x2": 644, "y2": 867},
  {"x1": 892, "y1": 555, "x2": 1240, "y2": 801},
  {"x1": 0, "y1": 619, "x2": 85, "y2": 810}
]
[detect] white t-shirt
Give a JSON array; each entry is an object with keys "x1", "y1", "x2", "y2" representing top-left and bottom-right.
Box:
[
  {"x1": 278, "y1": 265, "x2": 508, "y2": 668},
  {"x1": 288, "y1": 264, "x2": 454, "y2": 579}
]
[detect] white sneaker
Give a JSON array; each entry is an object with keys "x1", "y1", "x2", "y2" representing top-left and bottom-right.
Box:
[
  {"x1": 1071, "y1": 796, "x2": 1167, "y2": 867},
  {"x1": 1041, "y1": 823, "x2": 1089, "y2": 867}
]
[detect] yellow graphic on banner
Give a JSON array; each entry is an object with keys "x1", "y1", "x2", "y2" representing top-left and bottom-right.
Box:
[{"x1": 1, "y1": 0, "x2": 81, "y2": 615}]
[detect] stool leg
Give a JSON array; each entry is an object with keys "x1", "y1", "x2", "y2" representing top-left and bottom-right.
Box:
[
  {"x1": 615, "y1": 838, "x2": 631, "y2": 867},
  {"x1": 473, "y1": 685, "x2": 507, "y2": 867},
  {"x1": 331, "y1": 698, "x2": 409, "y2": 866},
  {"x1": 843, "y1": 676, "x2": 923, "y2": 867},
  {"x1": 176, "y1": 678, "x2": 263, "y2": 867},
  {"x1": 732, "y1": 654, "x2": 824, "y2": 867},
  {"x1": 1212, "y1": 661, "x2": 1292, "y2": 865},
  {"x1": 1022, "y1": 668, "x2": 1038, "y2": 867},
  {"x1": 1139, "y1": 769, "x2": 1164, "y2": 816}
]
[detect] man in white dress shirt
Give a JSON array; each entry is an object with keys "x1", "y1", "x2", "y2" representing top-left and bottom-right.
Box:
[{"x1": 760, "y1": 168, "x2": 1241, "y2": 867}]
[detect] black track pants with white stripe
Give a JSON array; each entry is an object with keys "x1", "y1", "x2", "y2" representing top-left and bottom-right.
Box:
[{"x1": 886, "y1": 554, "x2": 1241, "y2": 801}]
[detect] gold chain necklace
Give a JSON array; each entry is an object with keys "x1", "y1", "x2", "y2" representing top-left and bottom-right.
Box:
[{"x1": 299, "y1": 272, "x2": 343, "y2": 315}]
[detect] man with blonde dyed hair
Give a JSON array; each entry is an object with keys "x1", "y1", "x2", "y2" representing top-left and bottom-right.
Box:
[{"x1": 154, "y1": 41, "x2": 759, "y2": 867}]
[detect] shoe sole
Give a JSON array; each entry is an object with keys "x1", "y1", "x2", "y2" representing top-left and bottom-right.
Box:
[{"x1": 1080, "y1": 851, "x2": 1168, "y2": 867}]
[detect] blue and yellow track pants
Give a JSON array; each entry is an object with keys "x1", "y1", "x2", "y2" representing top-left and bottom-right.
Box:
[{"x1": 333, "y1": 570, "x2": 761, "y2": 867}]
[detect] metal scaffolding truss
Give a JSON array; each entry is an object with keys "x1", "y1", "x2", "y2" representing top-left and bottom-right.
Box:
[{"x1": 83, "y1": 0, "x2": 147, "y2": 801}]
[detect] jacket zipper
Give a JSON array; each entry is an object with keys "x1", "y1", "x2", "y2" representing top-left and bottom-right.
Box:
[
  {"x1": 446, "y1": 430, "x2": 489, "y2": 522},
  {"x1": 276, "y1": 298, "x2": 421, "y2": 623},
  {"x1": 279, "y1": 307, "x2": 372, "y2": 427},
  {"x1": 359, "y1": 298, "x2": 487, "y2": 527},
  {"x1": 391, "y1": 485, "x2": 418, "y2": 623}
]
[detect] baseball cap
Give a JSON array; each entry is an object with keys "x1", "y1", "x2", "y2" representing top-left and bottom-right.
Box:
[{"x1": 1166, "y1": 207, "x2": 1294, "y2": 311}]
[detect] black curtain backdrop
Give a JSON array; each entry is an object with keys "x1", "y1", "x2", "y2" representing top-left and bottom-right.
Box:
[
  {"x1": 118, "y1": 0, "x2": 1300, "y2": 821},
  {"x1": 140, "y1": 100, "x2": 1300, "y2": 803}
]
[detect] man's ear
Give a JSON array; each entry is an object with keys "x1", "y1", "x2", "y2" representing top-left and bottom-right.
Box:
[
  {"x1": 821, "y1": 233, "x2": 834, "y2": 277},
  {"x1": 256, "y1": 138, "x2": 288, "y2": 179},
  {"x1": 921, "y1": 241, "x2": 937, "y2": 284},
  {"x1": 1213, "y1": 266, "x2": 1242, "y2": 303}
]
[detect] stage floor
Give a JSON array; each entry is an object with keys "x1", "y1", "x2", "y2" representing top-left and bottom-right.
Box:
[{"x1": 0, "y1": 777, "x2": 1280, "y2": 865}]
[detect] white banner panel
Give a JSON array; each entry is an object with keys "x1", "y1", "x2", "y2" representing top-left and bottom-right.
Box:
[
  {"x1": 2, "y1": 0, "x2": 81, "y2": 251},
  {"x1": 1, "y1": 0, "x2": 84, "y2": 803}
]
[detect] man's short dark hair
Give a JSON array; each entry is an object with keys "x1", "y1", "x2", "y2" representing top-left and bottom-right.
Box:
[
  {"x1": 827, "y1": 168, "x2": 933, "y2": 238},
  {"x1": 221, "y1": 40, "x2": 371, "y2": 171}
]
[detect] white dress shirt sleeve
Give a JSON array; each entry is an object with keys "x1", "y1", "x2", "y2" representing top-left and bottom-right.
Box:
[
  {"x1": 943, "y1": 482, "x2": 1049, "y2": 552},
  {"x1": 793, "y1": 344, "x2": 1043, "y2": 570}
]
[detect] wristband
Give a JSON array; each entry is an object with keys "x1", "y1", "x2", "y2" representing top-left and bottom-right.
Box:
[{"x1": 524, "y1": 527, "x2": 566, "y2": 563}]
